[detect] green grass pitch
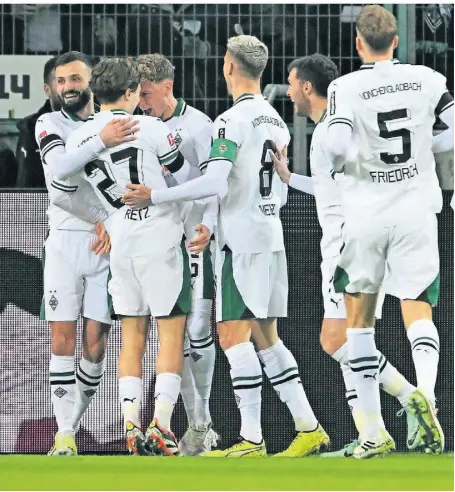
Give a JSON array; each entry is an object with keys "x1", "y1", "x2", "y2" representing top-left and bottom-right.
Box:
[{"x1": 0, "y1": 454, "x2": 453, "y2": 491}]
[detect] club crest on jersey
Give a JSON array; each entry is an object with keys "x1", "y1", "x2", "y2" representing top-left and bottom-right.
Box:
[
  {"x1": 39, "y1": 130, "x2": 47, "y2": 140},
  {"x1": 218, "y1": 143, "x2": 227, "y2": 154},
  {"x1": 174, "y1": 132, "x2": 182, "y2": 147}
]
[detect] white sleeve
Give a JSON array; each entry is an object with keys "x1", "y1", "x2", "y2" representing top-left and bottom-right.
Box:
[
  {"x1": 200, "y1": 195, "x2": 218, "y2": 235},
  {"x1": 193, "y1": 117, "x2": 213, "y2": 173},
  {"x1": 35, "y1": 115, "x2": 105, "y2": 180},
  {"x1": 433, "y1": 103, "x2": 454, "y2": 154},
  {"x1": 288, "y1": 173, "x2": 314, "y2": 195},
  {"x1": 432, "y1": 83, "x2": 454, "y2": 153},
  {"x1": 49, "y1": 176, "x2": 108, "y2": 224},
  {"x1": 151, "y1": 159, "x2": 232, "y2": 204},
  {"x1": 325, "y1": 80, "x2": 355, "y2": 172}
]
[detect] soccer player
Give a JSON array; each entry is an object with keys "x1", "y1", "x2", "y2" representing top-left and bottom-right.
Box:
[
  {"x1": 131, "y1": 53, "x2": 218, "y2": 456},
  {"x1": 123, "y1": 35, "x2": 329, "y2": 457},
  {"x1": 272, "y1": 54, "x2": 422, "y2": 457},
  {"x1": 35, "y1": 51, "x2": 138, "y2": 455},
  {"x1": 325, "y1": 5, "x2": 453, "y2": 458},
  {"x1": 65, "y1": 57, "x2": 192, "y2": 456}
]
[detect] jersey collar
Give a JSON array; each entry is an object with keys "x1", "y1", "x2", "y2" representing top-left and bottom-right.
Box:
[
  {"x1": 163, "y1": 98, "x2": 187, "y2": 121},
  {"x1": 61, "y1": 105, "x2": 100, "y2": 122},
  {"x1": 359, "y1": 58, "x2": 400, "y2": 70},
  {"x1": 316, "y1": 109, "x2": 327, "y2": 126},
  {"x1": 233, "y1": 93, "x2": 256, "y2": 106},
  {"x1": 61, "y1": 108, "x2": 84, "y2": 122}
]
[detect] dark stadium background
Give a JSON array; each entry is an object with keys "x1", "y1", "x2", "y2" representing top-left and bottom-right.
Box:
[{"x1": 0, "y1": 4, "x2": 453, "y2": 454}]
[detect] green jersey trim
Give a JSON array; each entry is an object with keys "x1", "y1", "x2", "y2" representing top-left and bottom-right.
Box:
[
  {"x1": 209, "y1": 138, "x2": 237, "y2": 162},
  {"x1": 163, "y1": 99, "x2": 187, "y2": 122},
  {"x1": 159, "y1": 147, "x2": 179, "y2": 165}
]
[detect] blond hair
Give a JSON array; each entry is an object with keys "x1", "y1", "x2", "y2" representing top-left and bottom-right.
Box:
[
  {"x1": 136, "y1": 53, "x2": 174, "y2": 83},
  {"x1": 227, "y1": 35, "x2": 268, "y2": 79},
  {"x1": 356, "y1": 5, "x2": 398, "y2": 53}
]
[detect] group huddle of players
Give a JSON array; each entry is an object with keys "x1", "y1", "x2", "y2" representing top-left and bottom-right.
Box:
[{"x1": 37, "y1": 5, "x2": 453, "y2": 459}]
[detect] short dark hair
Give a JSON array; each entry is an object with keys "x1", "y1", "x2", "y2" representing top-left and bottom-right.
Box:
[
  {"x1": 55, "y1": 51, "x2": 96, "y2": 70},
  {"x1": 356, "y1": 5, "x2": 398, "y2": 53},
  {"x1": 288, "y1": 54, "x2": 339, "y2": 98},
  {"x1": 43, "y1": 56, "x2": 59, "y2": 85},
  {"x1": 90, "y1": 57, "x2": 141, "y2": 104}
]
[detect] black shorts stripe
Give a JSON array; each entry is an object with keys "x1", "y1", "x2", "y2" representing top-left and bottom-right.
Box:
[
  {"x1": 346, "y1": 394, "x2": 358, "y2": 402},
  {"x1": 436, "y1": 91, "x2": 454, "y2": 116}
]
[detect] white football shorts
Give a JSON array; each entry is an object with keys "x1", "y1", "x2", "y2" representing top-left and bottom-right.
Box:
[
  {"x1": 334, "y1": 213, "x2": 439, "y2": 306},
  {"x1": 109, "y1": 243, "x2": 191, "y2": 318},
  {"x1": 215, "y1": 245, "x2": 288, "y2": 322},
  {"x1": 41, "y1": 230, "x2": 111, "y2": 324}
]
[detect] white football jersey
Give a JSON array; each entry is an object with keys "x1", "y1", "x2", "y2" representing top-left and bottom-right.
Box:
[
  {"x1": 310, "y1": 111, "x2": 344, "y2": 259},
  {"x1": 35, "y1": 109, "x2": 96, "y2": 232},
  {"x1": 326, "y1": 59, "x2": 448, "y2": 221},
  {"x1": 65, "y1": 110, "x2": 184, "y2": 258},
  {"x1": 208, "y1": 93, "x2": 290, "y2": 253},
  {"x1": 163, "y1": 99, "x2": 213, "y2": 236}
]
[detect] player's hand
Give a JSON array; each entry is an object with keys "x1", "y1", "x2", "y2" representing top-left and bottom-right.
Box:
[
  {"x1": 122, "y1": 184, "x2": 152, "y2": 209},
  {"x1": 100, "y1": 118, "x2": 139, "y2": 148},
  {"x1": 189, "y1": 224, "x2": 211, "y2": 254},
  {"x1": 92, "y1": 222, "x2": 111, "y2": 255},
  {"x1": 269, "y1": 145, "x2": 291, "y2": 184}
]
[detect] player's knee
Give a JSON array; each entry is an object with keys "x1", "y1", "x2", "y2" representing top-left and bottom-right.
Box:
[
  {"x1": 51, "y1": 324, "x2": 76, "y2": 355},
  {"x1": 187, "y1": 310, "x2": 211, "y2": 342},
  {"x1": 83, "y1": 341, "x2": 106, "y2": 364},
  {"x1": 320, "y1": 331, "x2": 341, "y2": 356},
  {"x1": 217, "y1": 321, "x2": 250, "y2": 350}
]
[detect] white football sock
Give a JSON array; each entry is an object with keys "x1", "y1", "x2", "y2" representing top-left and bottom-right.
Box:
[
  {"x1": 225, "y1": 342, "x2": 263, "y2": 444},
  {"x1": 347, "y1": 328, "x2": 385, "y2": 440},
  {"x1": 49, "y1": 354, "x2": 76, "y2": 434},
  {"x1": 333, "y1": 342, "x2": 415, "y2": 410},
  {"x1": 407, "y1": 319, "x2": 440, "y2": 405},
  {"x1": 153, "y1": 373, "x2": 182, "y2": 431},
  {"x1": 377, "y1": 351, "x2": 416, "y2": 407},
  {"x1": 119, "y1": 376, "x2": 142, "y2": 431},
  {"x1": 258, "y1": 339, "x2": 318, "y2": 432},
  {"x1": 187, "y1": 299, "x2": 215, "y2": 427},
  {"x1": 72, "y1": 357, "x2": 106, "y2": 432},
  {"x1": 180, "y1": 334, "x2": 196, "y2": 427}
]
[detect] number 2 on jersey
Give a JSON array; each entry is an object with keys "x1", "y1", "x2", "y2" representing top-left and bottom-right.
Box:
[
  {"x1": 85, "y1": 147, "x2": 139, "y2": 209},
  {"x1": 377, "y1": 109, "x2": 412, "y2": 165},
  {"x1": 259, "y1": 140, "x2": 276, "y2": 198}
]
